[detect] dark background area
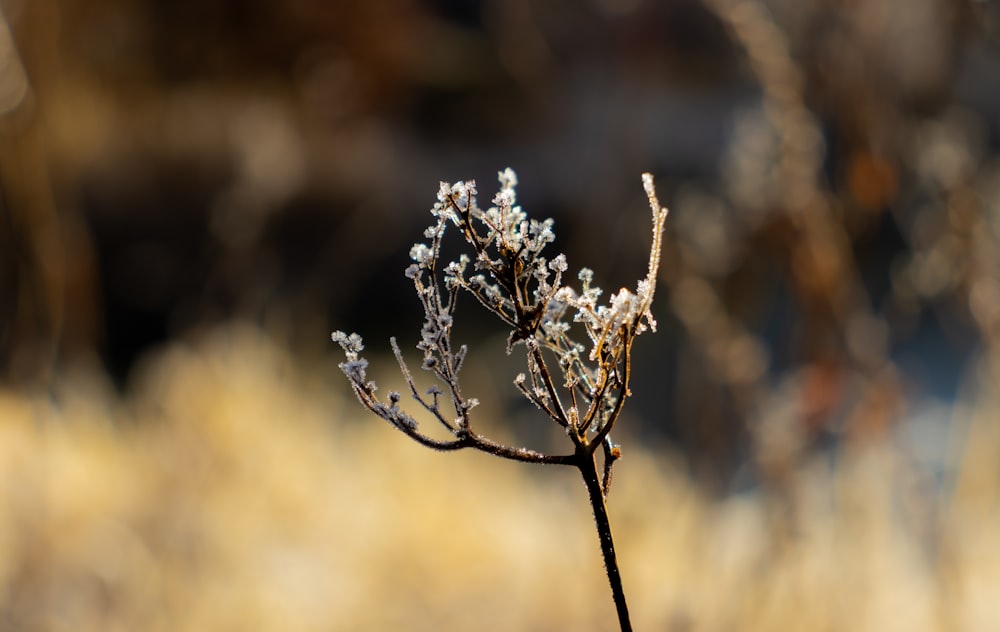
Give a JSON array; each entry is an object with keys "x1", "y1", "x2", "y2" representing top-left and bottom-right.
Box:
[{"x1": 3, "y1": 0, "x2": 1000, "y2": 488}]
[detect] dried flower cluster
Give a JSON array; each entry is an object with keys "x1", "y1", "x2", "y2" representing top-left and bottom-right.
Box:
[{"x1": 332, "y1": 168, "x2": 667, "y2": 631}]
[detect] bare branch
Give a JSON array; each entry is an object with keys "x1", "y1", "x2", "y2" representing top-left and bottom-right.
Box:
[
  {"x1": 590, "y1": 327, "x2": 633, "y2": 452},
  {"x1": 391, "y1": 337, "x2": 456, "y2": 433}
]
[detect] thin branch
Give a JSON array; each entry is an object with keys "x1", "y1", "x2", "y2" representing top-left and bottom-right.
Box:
[
  {"x1": 457, "y1": 278, "x2": 518, "y2": 326},
  {"x1": 601, "y1": 438, "x2": 622, "y2": 498},
  {"x1": 515, "y1": 374, "x2": 563, "y2": 422},
  {"x1": 589, "y1": 327, "x2": 633, "y2": 453},
  {"x1": 527, "y1": 342, "x2": 571, "y2": 426},
  {"x1": 580, "y1": 359, "x2": 615, "y2": 439},
  {"x1": 469, "y1": 433, "x2": 576, "y2": 465},
  {"x1": 391, "y1": 337, "x2": 456, "y2": 433},
  {"x1": 397, "y1": 426, "x2": 470, "y2": 452}
]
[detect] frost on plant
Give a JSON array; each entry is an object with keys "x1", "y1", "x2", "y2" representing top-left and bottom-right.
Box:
[
  {"x1": 332, "y1": 168, "x2": 667, "y2": 631},
  {"x1": 332, "y1": 167, "x2": 668, "y2": 485}
]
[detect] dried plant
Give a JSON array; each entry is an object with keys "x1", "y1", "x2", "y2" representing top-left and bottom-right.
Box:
[{"x1": 332, "y1": 168, "x2": 667, "y2": 630}]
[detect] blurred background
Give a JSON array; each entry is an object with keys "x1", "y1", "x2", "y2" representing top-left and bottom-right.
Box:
[{"x1": 2, "y1": 0, "x2": 1000, "y2": 629}]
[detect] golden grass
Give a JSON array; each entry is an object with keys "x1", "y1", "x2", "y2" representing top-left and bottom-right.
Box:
[{"x1": 0, "y1": 324, "x2": 997, "y2": 630}]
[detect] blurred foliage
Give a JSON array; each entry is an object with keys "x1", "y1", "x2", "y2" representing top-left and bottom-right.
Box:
[
  {"x1": 0, "y1": 324, "x2": 997, "y2": 630},
  {"x1": 2, "y1": 0, "x2": 1000, "y2": 627}
]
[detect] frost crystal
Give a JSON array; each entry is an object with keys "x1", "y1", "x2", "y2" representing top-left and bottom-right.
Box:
[
  {"x1": 331, "y1": 331, "x2": 364, "y2": 358},
  {"x1": 410, "y1": 243, "x2": 433, "y2": 266},
  {"x1": 549, "y1": 254, "x2": 568, "y2": 273}
]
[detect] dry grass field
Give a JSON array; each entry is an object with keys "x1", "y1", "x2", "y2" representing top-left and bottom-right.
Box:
[{"x1": 1, "y1": 323, "x2": 998, "y2": 631}]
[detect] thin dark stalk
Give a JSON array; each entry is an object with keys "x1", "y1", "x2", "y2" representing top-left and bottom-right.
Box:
[
  {"x1": 468, "y1": 433, "x2": 576, "y2": 465},
  {"x1": 577, "y1": 449, "x2": 632, "y2": 632}
]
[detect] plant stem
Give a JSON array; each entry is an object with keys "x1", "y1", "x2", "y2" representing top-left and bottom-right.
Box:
[{"x1": 578, "y1": 449, "x2": 632, "y2": 631}]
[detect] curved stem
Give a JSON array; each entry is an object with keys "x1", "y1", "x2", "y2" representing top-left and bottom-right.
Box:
[
  {"x1": 468, "y1": 433, "x2": 576, "y2": 465},
  {"x1": 577, "y1": 449, "x2": 632, "y2": 631}
]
